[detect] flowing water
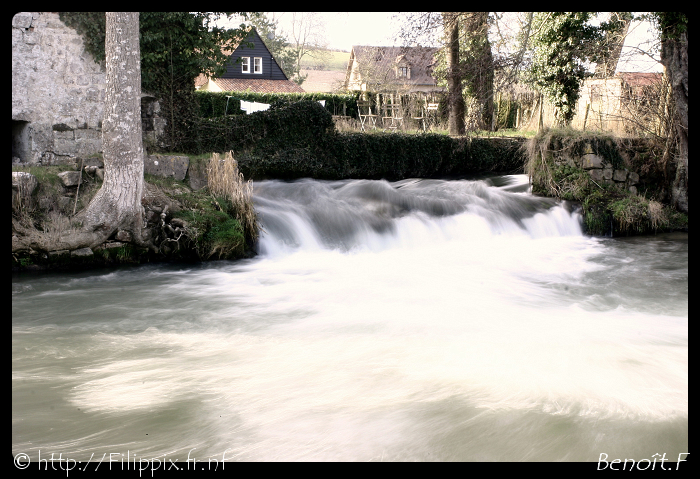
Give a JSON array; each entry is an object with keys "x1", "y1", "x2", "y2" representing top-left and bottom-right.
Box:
[{"x1": 12, "y1": 175, "x2": 687, "y2": 463}]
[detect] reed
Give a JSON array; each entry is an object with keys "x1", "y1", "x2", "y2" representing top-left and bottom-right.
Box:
[{"x1": 207, "y1": 151, "x2": 259, "y2": 244}]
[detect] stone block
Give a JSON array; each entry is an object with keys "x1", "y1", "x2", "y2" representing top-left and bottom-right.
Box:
[
  {"x1": 71, "y1": 247, "x2": 93, "y2": 258},
  {"x1": 581, "y1": 154, "x2": 604, "y2": 169},
  {"x1": 13, "y1": 13, "x2": 33, "y2": 29},
  {"x1": 628, "y1": 171, "x2": 640, "y2": 185},
  {"x1": 74, "y1": 128, "x2": 100, "y2": 140},
  {"x1": 58, "y1": 170, "x2": 81, "y2": 186},
  {"x1": 629, "y1": 185, "x2": 638, "y2": 195},
  {"x1": 589, "y1": 169, "x2": 604, "y2": 183},
  {"x1": 54, "y1": 130, "x2": 75, "y2": 140},
  {"x1": 116, "y1": 230, "x2": 132, "y2": 242},
  {"x1": 602, "y1": 168, "x2": 613, "y2": 180},
  {"x1": 188, "y1": 160, "x2": 209, "y2": 191},
  {"x1": 145, "y1": 155, "x2": 189, "y2": 181},
  {"x1": 613, "y1": 169, "x2": 628, "y2": 182},
  {"x1": 24, "y1": 31, "x2": 39, "y2": 44},
  {"x1": 54, "y1": 138, "x2": 79, "y2": 156}
]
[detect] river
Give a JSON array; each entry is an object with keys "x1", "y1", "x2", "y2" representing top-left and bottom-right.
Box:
[{"x1": 12, "y1": 175, "x2": 687, "y2": 462}]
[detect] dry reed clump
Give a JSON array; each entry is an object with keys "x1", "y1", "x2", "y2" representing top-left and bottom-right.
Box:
[
  {"x1": 206, "y1": 151, "x2": 259, "y2": 243},
  {"x1": 647, "y1": 200, "x2": 666, "y2": 230}
]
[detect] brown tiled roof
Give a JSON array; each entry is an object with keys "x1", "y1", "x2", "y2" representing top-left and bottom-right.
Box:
[
  {"x1": 349, "y1": 45, "x2": 440, "y2": 87},
  {"x1": 299, "y1": 69, "x2": 347, "y2": 93},
  {"x1": 194, "y1": 73, "x2": 209, "y2": 88},
  {"x1": 616, "y1": 72, "x2": 663, "y2": 88},
  {"x1": 210, "y1": 78, "x2": 305, "y2": 93}
]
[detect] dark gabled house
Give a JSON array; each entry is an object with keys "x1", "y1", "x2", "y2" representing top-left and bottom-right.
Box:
[{"x1": 195, "y1": 28, "x2": 305, "y2": 93}]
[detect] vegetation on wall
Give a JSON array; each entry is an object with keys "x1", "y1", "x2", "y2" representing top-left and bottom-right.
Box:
[{"x1": 525, "y1": 128, "x2": 686, "y2": 235}]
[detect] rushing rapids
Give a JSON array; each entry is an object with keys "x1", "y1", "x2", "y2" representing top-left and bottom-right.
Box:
[{"x1": 12, "y1": 175, "x2": 687, "y2": 462}]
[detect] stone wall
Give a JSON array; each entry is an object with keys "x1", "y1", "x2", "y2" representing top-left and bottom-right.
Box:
[
  {"x1": 12, "y1": 12, "x2": 166, "y2": 166},
  {"x1": 12, "y1": 12, "x2": 106, "y2": 165},
  {"x1": 542, "y1": 137, "x2": 659, "y2": 197}
]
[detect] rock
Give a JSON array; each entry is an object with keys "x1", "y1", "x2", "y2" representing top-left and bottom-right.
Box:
[
  {"x1": 116, "y1": 230, "x2": 132, "y2": 242},
  {"x1": 628, "y1": 171, "x2": 640, "y2": 185},
  {"x1": 629, "y1": 185, "x2": 638, "y2": 195},
  {"x1": 144, "y1": 155, "x2": 189, "y2": 181},
  {"x1": 58, "y1": 170, "x2": 81, "y2": 186},
  {"x1": 58, "y1": 196, "x2": 73, "y2": 211},
  {"x1": 613, "y1": 169, "x2": 628, "y2": 182},
  {"x1": 589, "y1": 169, "x2": 604, "y2": 183},
  {"x1": 12, "y1": 171, "x2": 38, "y2": 194},
  {"x1": 82, "y1": 156, "x2": 104, "y2": 168},
  {"x1": 71, "y1": 247, "x2": 93, "y2": 258},
  {"x1": 95, "y1": 168, "x2": 104, "y2": 180},
  {"x1": 602, "y1": 168, "x2": 613, "y2": 180},
  {"x1": 187, "y1": 160, "x2": 209, "y2": 191},
  {"x1": 581, "y1": 154, "x2": 604, "y2": 169}
]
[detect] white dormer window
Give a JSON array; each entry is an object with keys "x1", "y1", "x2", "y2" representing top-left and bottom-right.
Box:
[
  {"x1": 241, "y1": 57, "x2": 250, "y2": 73},
  {"x1": 254, "y1": 57, "x2": 262, "y2": 74},
  {"x1": 398, "y1": 67, "x2": 408, "y2": 78}
]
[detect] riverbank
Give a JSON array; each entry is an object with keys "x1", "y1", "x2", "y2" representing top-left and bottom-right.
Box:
[
  {"x1": 525, "y1": 128, "x2": 688, "y2": 236},
  {"x1": 12, "y1": 105, "x2": 688, "y2": 272},
  {"x1": 12, "y1": 152, "x2": 258, "y2": 272}
]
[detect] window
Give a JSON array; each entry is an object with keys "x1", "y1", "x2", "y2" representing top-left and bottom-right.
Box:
[
  {"x1": 241, "y1": 57, "x2": 250, "y2": 73},
  {"x1": 254, "y1": 57, "x2": 262, "y2": 74},
  {"x1": 398, "y1": 67, "x2": 408, "y2": 78}
]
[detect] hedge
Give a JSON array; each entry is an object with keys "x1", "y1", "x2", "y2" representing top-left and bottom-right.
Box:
[
  {"x1": 180, "y1": 99, "x2": 526, "y2": 180},
  {"x1": 195, "y1": 90, "x2": 360, "y2": 119}
]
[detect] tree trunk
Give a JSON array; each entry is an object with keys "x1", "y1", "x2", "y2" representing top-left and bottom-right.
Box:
[
  {"x1": 80, "y1": 12, "x2": 145, "y2": 238},
  {"x1": 463, "y1": 12, "x2": 494, "y2": 131},
  {"x1": 12, "y1": 12, "x2": 147, "y2": 254},
  {"x1": 443, "y1": 12, "x2": 466, "y2": 136},
  {"x1": 659, "y1": 15, "x2": 688, "y2": 213}
]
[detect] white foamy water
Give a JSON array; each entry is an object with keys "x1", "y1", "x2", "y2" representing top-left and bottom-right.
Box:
[{"x1": 12, "y1": 176, "x2": 687, "y2": 461}]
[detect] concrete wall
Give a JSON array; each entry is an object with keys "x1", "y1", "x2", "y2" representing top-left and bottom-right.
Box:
[{"x1": 12, "y1": 12, "x2": 107, "y2": 165}]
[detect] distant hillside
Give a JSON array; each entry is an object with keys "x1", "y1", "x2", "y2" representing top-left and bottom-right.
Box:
[{"x1": 288, "y1": 48, "x2": 350, "y2": 72}]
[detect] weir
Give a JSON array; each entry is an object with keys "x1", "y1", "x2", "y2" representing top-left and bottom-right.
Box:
[
  {"x1": 12, "y1": 175, "x2": 688, "y2": 461},
  {"x1": 254, "y1": 175, "x2": 581, "y2": 255}
]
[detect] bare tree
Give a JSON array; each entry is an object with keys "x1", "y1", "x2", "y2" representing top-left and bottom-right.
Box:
[
  {"x1": 594, "y1": 12, "x2": 633, "y2": 78},
  {"x1": 284, "y1": 12, "x2": 330, "y2": 84}
]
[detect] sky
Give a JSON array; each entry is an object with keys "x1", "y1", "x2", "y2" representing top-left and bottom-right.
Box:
[{"x1": 236, "y1": 12, "x2": 663, "y2": 73}]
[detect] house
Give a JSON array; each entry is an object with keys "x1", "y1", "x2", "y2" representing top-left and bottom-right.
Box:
[
  {"x1": 344, "y1": 45, "x2": 444, "y2": 94},
  {"x1": 575, "y1": 72, "x2": 664, "y2": 134},
  {"x1": 195, "y1": 28, "x2": 304, "y2": 94}
]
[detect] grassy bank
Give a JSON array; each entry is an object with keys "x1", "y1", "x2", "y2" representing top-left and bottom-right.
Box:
[{"x1": 12, "y1": 153, "x2": 259, "y2": 271}]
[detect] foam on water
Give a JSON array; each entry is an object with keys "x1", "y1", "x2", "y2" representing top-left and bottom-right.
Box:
[{"x1": 12, "y1": 176, "x2": 687, "y2": 461}]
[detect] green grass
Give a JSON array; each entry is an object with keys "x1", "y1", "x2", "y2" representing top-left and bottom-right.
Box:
[{"x1": 296, "y1": 49, "x2": 350, "y2": 71}]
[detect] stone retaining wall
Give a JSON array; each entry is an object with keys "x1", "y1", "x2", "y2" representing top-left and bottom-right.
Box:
[
  {"x1": 12, "y1": 12, "x2": 166, "y2": 166},
  {"x1": 544, "y1": 138, "x2": 657, "y2": 197}
]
